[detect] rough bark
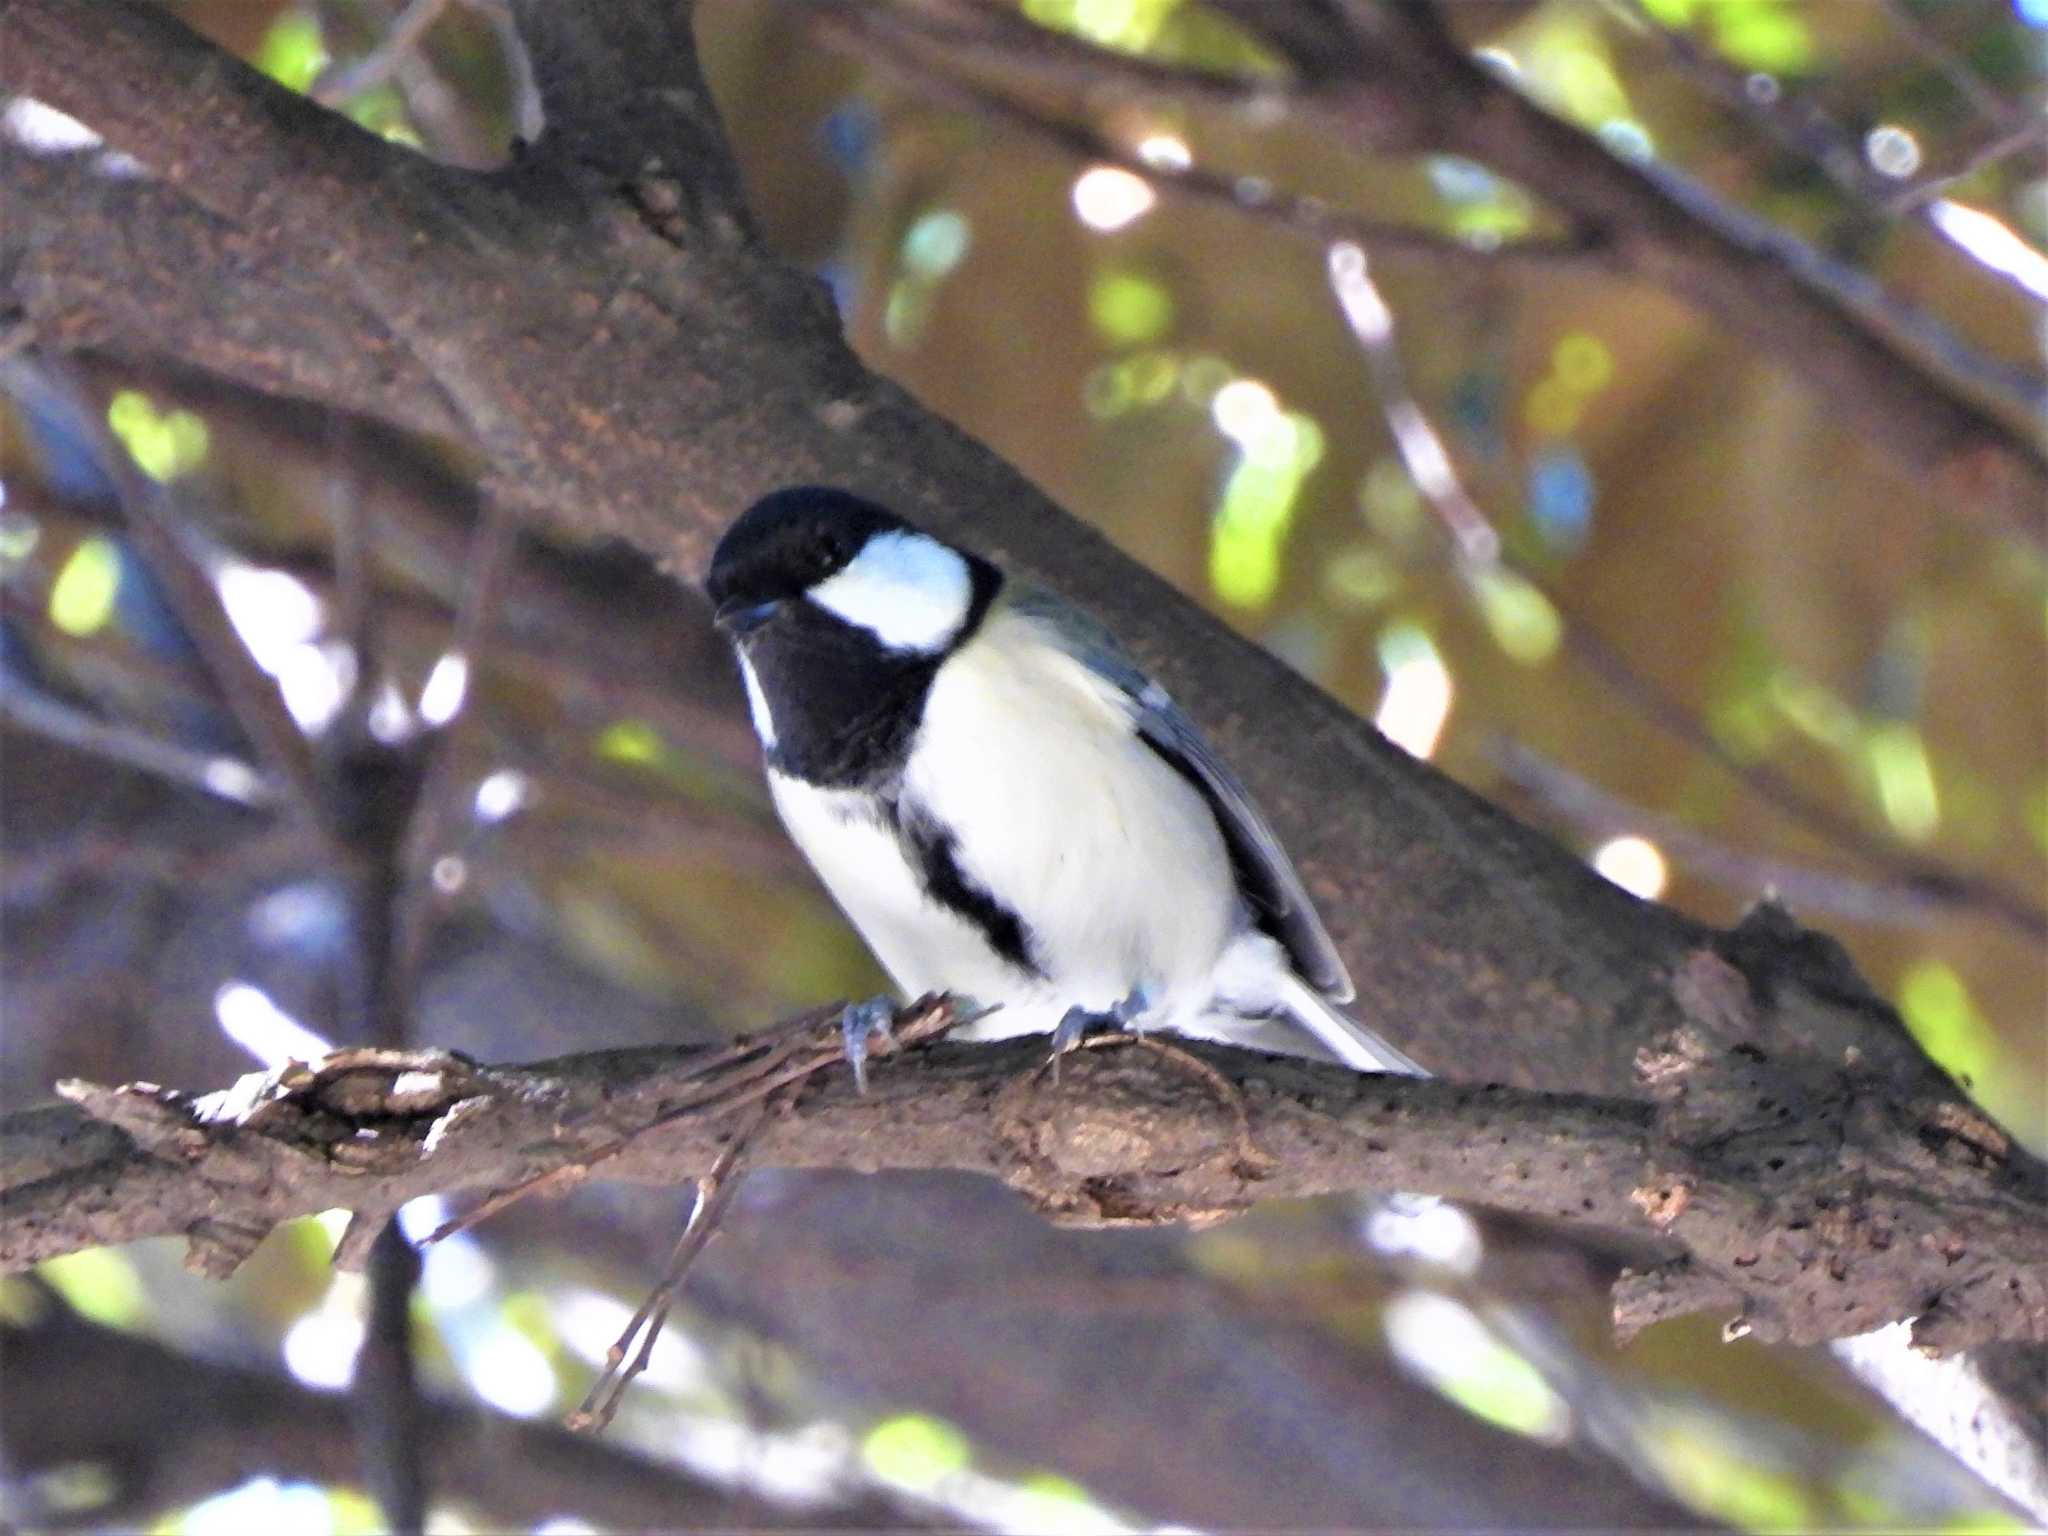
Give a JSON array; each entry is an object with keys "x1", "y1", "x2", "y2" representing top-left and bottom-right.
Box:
[{"x1": 4, "y1": 983, "x2": 2042, "y2": 1356}]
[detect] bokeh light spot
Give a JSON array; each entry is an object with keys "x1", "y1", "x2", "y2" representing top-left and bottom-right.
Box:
[
  {"x1": 256, "y1": 12, "x2": 330, "y2": 94},
  {"x1": 1072, "y1": 165, "x2": 1157, "y2": 232},
  {"x1": 1088, "y1": 270, "x2": 1175, "y2": 345},
  {"x1": 595, "y1": 719, "x2": 665, "y2": 767},
  {"x1": 1897, "y1": 960, "x2": 1997, "y2": 1090},
  {"x1": 1375, "y1": 623, "x2": 1453, "y2": 759},
  {"x1": 901, "y1": 209, "x2": 971, "y2": 279},
  {"x1": 1927, "y1": 201, "x2": 2048, "y2": 302},
  {"x1": 1324, "y1": 546, "x2": 1401, "y2": 610},
  {"x1": 36, "y1": 1248, "x2": 149, "y2": 1331},
  {"x1": 48, "y1": 535, "x2": 121, "y2": 637},
  {"x1": 1864, "y1": 125, "x2": 1922, "y2": 180},
  {"x1": 283, "y1": 1304, "x2": 365, "y2": 1390},
  {"x1": 1592, "y1": 835, "x2": 1669, "y2": 899},
  {"x1": 1384, "y1": 1290, "x2": 1570, "y2": 1442},
  {"x1": 1360, "y1": 458, "x2": 1424, "y2": 543},
  {"x1": 1867, "y1": 721, "x2": 1940, "y2": 843},
  {"x1": 1, "y1": 97, "x2": 102, "y2": 153},
  {"x1": 1136, "y1": 133, "x2": 1191, "y2": 171},
  {"x1": 1208, "y1": 389, "x2": 1324, "y2": 610},
  {"x1": 1710, "y1": 2, "x2": 1813, "y2": 73},
  {"x1": 1472, "y1": 568, "x2": 1562, "y2": 664},
  {"x1": 1527, "y1": 447, "x2": 1595, "y2": 553},
  {"x1": 107, "y1": 389, "x2": 210, "y2": 481},
  {"x1": 864, "y1": 1413, "x2": 972, "y2": 1489},
  {"x1": 1552, "y1": 333, "x2": 1614, "y2": 392}
]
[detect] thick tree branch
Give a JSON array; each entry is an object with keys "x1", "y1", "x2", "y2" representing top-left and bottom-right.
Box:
[
  {"x1": 4, "y1": 975, "x2": 2042, "y2": 1355},
  {"x1": 0, "y1": 147, "x2": 455, "y2": 437},
  {"x1": 0, "y1": 0, "x2": 1726, "y2": 1096}
]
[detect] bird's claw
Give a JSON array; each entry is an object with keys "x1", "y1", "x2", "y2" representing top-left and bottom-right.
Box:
[
  {"x1": 1049, "y1": 1006, "x2": 1094, "y2": 1060},
  {"x1": 840, "y1": 995, "x2": 897, "y2": 1094},
  {"x1": 1048, "y1": 985, "x2": 1151, "y2": 1071}
]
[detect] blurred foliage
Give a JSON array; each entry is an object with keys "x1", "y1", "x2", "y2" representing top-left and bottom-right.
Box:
[{"x1": 4, "y1": 0, "x2": 2045, "y2": 1530}]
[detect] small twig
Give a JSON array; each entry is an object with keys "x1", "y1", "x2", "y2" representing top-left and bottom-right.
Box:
[
  {"x1": 814, "y1": 3, "x2": 1596, "y2": 274},
  {"x1": 352, "y1": 1220, "x2": 427, "y2": 1535},
  {"x1": 419, "y1": 1002, "x2": 907, "y2": 1247},
  {"x1": 565, "y1": 1098, "x2": 768, "y2": 1434},
  {"x1": 1492, "y1": 738, "x2": 1996, "y2": 930},
  {"x1": 312, "y1": 0, "x2": 457, "y2": 108},
  {"x1": 1613, "y1": 0, "x2": 2048, "y2": 315},
  {"x1": 35, "y1": 361, "x2": 342, "y2": 850},
  {"x1": 1886, "y1": 117, "x2": 2048, "y2": 217},
  {"x1": 1870, "y1": 0, "x2": 2030, "y2": 138},
  {"x1": 0, "y1": 681, "x2": 278, "y2": 809},
  {"x1": 813, "y1": 0, "x2": 1280, "y2": 113},
  {"x1": 384, "y1": 501, "x2": 519, "y2": 1000},
  {"x1": 0, "y1": 316, "x2": 38, "y2": 364}
]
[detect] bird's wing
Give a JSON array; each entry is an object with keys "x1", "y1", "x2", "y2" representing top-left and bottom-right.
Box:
[{"x1": 1005, "y1": 585, "x2": 1354, "y2": 1003}]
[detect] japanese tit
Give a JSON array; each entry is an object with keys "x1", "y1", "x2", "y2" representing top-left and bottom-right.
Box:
[{"x1": 706, "y1": 485, "x2": 1424, "y2": 1077}]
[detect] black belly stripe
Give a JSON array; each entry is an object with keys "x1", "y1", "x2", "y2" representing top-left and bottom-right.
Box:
[{"x1": 896, "y1": 809, "x2": 1043, "y2": 979}]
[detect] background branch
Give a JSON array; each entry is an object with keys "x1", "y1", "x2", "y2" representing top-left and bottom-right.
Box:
[{"x1": 0, "y1": 1283, "x2": 942, "y2": 1531}]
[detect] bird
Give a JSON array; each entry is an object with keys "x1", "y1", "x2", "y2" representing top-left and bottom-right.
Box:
[{"x1": 705, "y1": 484, "x2": 1425, "y2": 1081}]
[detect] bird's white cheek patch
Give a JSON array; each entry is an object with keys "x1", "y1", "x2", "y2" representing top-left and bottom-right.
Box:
[
  {"x1": 809, "y1": 531, "x2": 971, "y2": 653},
  {"x1": 737, "y1": 652, "x2": 777, "y2": 748}
]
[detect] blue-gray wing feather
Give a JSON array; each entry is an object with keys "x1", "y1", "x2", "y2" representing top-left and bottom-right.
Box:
[{"x1": 1007, "y1": 586, "x2": 1355, "y2": 1003}]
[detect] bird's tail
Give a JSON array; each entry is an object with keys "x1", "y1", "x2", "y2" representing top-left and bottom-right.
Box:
[{"x1": 1276, "y1": 974, "x2": 1430, "y2": 1078}]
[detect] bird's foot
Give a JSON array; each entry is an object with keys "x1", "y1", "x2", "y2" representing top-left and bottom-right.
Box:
[
  {"x1": 1049, "y1": 985, "x2": 1151, "y2": 1068},
  {"x1": 839, "y1": 995, "x2": 897, "y2": 1094}
]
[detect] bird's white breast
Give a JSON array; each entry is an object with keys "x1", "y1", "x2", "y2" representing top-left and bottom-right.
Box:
[{"x1": 899, "y1": 603, "x2": 1241, "y2": 1029}]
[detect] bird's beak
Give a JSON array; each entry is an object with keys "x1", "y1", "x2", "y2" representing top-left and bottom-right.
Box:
[{"x1": 714, "y1": 598, "x2": 781, "y2": 637}]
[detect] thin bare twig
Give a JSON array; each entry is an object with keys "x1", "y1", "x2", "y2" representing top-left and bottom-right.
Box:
[
  {"x1": 312, "y1": 0, "x2": 458, "y2": 108},
  {"x1": 352, "y1": 1221, "x2": 427, "y2": 1534},
  {"x1": 1323, "y1": 240, "x2": 2047, "y2": 945},
  {"x1": 814, "y1": 3, "x2": 1597, "y2": 273},
  {"x1": 1493, "y1": 737, "x2": 1980, "y2": 930},
  {"x1": 382, "y1": 501, "x2": 519, "y2": 1002},
  {"x1": 1887, "y1": 117, "x2": 2048, "y2": 216},
  {"x1": 31, "y1": 362, "x2": 343, "y2": 850},
  {"x1": 1612, "y1": 0, "x2": 2048, "y2": 318},
  {"x1": 566, "y1": 1098, "x2": 767, "y2": 1434},
  {"x1": 0, "y1": 681, "x2": 277, "y2": 809},
  {"x1": 1870, "y1": 0, "x2": 2031, "y2": 137}
]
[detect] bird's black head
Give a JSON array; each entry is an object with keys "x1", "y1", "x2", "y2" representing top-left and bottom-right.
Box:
[
  {"x1": 707, "y1": 486, "x2": 1001, "y2": 786},
  {"x1": 706, "y1": 486, "x2": 908, "y2": 634}
]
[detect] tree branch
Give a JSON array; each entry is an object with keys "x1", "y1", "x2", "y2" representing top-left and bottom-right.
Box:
[
  {"x1": 812, "y1": 1, "x2": 1602, "y2": 275},
  {"x1": 3, "y1": 0, "x2": 2043, "y2": 1506},
  {"x1": 0, "y1": 0, "x2": 1718, "y2": 1097},
  {"x1": 4, "y1": 974, "x2": 2042, "y2": 1355},
  {"x1": 1314, "y1": 1, "x2": 2048, "y2": 545},
  {"x1": 0, "y1": 1285, "x2": 944, "y2": 1532},
  {"x1": 846, "y1": 0, "x2": 2047, "y2": 543}
]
